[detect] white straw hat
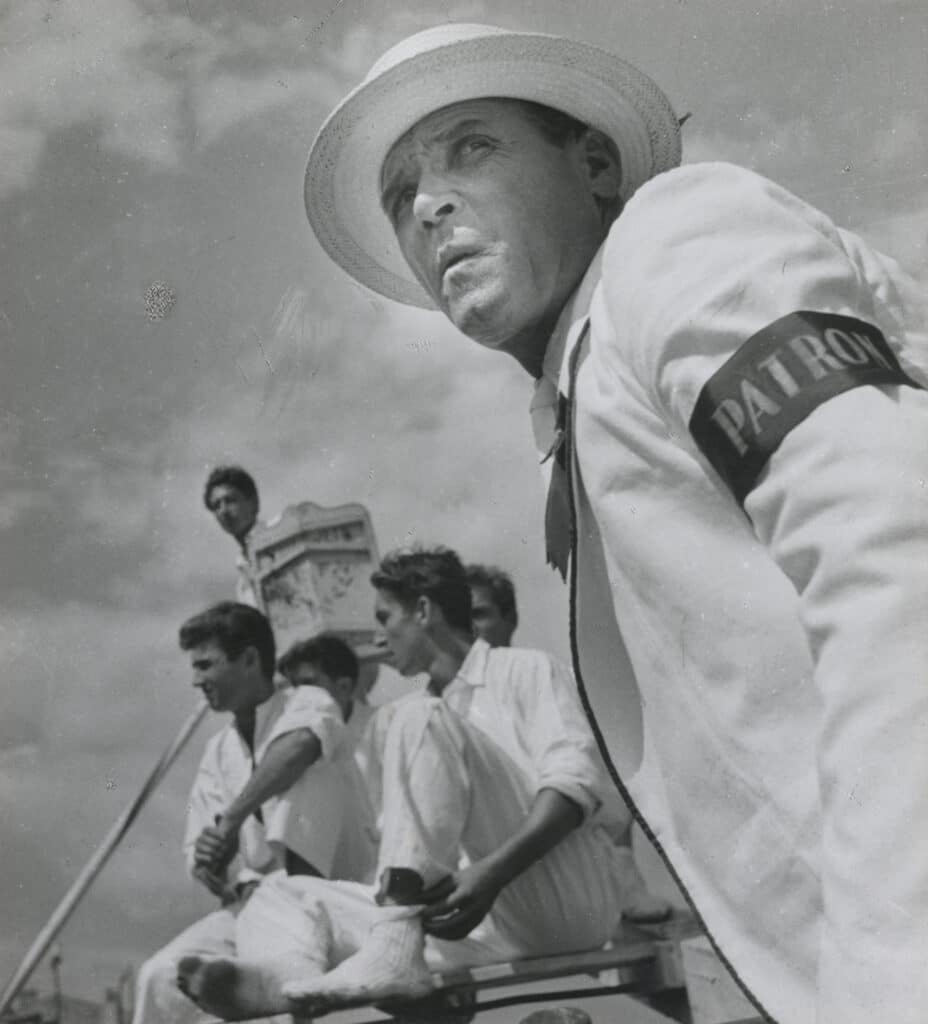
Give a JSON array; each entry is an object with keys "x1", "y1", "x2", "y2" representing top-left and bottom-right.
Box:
[{"x1": 305, "y1": 23, "x2": 681, "y2": 308}]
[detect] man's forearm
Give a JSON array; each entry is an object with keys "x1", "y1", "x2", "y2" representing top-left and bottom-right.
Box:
[
  {"x1": 223, "y1": 728, "x2": 322, "y2": 831},
  {"x1": 482, "y1": 787, "x2": 583, "y2": 888}
]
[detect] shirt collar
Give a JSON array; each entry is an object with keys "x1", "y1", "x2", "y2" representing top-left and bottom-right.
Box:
[
  {"x1": 250, "y1": 686, "x2": 282, "y2": 744},
  {"x1": 540, "y1": 242, "x2": 605, "y2": 391},
  {"x1": 443, "y1": 638, "x2": 490, "y2": 697},
  {"x1": 236, "y1": 520, "x2": 263, "y2": 558}
]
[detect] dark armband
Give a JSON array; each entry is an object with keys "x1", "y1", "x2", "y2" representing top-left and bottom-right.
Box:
[{"x1": 689, "y1": 311, "x2": 922, "y2": 504}]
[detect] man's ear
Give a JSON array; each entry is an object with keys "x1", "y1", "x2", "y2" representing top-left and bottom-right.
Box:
[
  {"x1": 334, "y1": 675, "x2": 355, "y2": 703},
  {"x1": 415, "y1": 594, "x2": 434, "y2": 626},
  {"x1": 581, "y1": 129, "x2": 622, "y2": 212},
  {"x1": 240, "y1": 644, "x2": 260, "y2": 672}
]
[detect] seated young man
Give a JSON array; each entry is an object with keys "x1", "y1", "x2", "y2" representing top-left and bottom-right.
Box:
[
  {"x1": 176, "y1": 548, "x2": 651, "y2": 1019},
  {"x1": 132, "y1": 603, "x2": 377, "y2": 1024},
  {"x1": 276, "y1": 632, "x2": 379, "y2": 882}
]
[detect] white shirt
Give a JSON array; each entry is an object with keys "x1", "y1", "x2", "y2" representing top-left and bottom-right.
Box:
[
  {"x1": 359, "y1": 641, "x2": 630, "y2": 840},
  {"x1": 234, "y1": 526, "x2": 262, "y2": 610},
  {"x1": 183, "y1": 684, "x2": 359, "y2": 882},
  {"x1": 543, "y1": 161, "x2": 928, "y2": 1024},
  {"x1": 444, "y1": 639, "x2": 629, "y2": 835}
]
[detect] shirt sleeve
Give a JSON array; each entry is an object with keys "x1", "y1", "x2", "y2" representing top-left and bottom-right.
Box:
[
  {"x1": 602, "y1": 162, "x2": 928, "y2": 1022},
  {"x1": 264, "y1": 685, "x2": 346, "y2": 763},
  {"x1": 509, "y1": 650, "x2": 610, "y2": 820},
  {"x1": 182, "y1": 731, "x2": 228, "y2": 875}
]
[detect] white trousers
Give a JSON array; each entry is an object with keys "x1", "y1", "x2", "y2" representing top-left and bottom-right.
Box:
[
  {"x1": 239, "y1": 697, "x2": 636, "y2": 972},
  {"x1": 131, "y1": 905, "x2": 235, "y2": 1024},
  {"x1": 131, "y1": 900, "x2": 298, "y2": 1024}
]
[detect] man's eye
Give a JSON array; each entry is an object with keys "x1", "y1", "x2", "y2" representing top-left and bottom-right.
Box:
[{"x1": 458, "y1": 136, "x2": 492, "y2": 158}]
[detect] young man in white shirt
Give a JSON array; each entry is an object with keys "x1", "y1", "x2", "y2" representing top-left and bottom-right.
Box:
[
  {"x1": 132, "y1": 603, "x2": 375, "y2": 1024},
  {"x1": 203, "y1": 466, "x2": 262, "y2": 609},
  {"x1": 276, "y1": 632, "x2": 379, "y2": 882}
]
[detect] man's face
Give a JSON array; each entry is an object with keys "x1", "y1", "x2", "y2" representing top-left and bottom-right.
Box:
[
  {"x1": 208, "y1": 484, "x2": 258, "y2": 542},
  {"x1": 189, "y1": 640, "x2": 255, "y2": 713},
  {"x1": 374, "y1": 588, "x2": 430, "y2": 676},
  {"x1": 470, "y1": 585, "x2": 515, "y2": 648},
  {"x1": 381, "y1": 99, "x2": 608, "y2": 355}
]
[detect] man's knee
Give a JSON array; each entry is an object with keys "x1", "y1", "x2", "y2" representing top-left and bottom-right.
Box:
[{"x1": 135, "y1": 951, "x2": 177, "y2": 997}]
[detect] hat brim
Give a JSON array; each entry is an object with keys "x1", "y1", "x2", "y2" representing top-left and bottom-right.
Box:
[{"x1": 305, "y1": 30, "x2": 681, "y2": 309}]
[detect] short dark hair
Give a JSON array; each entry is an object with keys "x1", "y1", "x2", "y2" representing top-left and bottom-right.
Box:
[
  {"x1": 514, "y1": 99, "x2": 623, "y2": 222},
  {"x1": 203, "y1": 465, "x2": 259, "y2": 511},
  {"x1": 277, "y1": 633, "x2": 359, "y2": 685},
  {"x1": 371, "y1": 546, "x2": 472, "y2": 633},
  {"x1": 465, "y1": 563, "x2": 518, "y2": 625},
  {"x1": 179, "y1": 601, "x2": 276, "y2": 679}
]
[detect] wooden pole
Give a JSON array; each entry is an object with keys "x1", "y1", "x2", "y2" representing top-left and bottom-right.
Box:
[{"x1": 0, "y1": 703, "x2": 208, "y2": 1016}]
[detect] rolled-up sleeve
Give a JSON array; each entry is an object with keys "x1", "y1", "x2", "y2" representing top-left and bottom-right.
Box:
[
  {"x1": 514, "y1": 652, "x2": 608, "y2": 819},
  {"x1": 604, "y1": 162, "x2": 928, "y2": 1022},
  {"x1": 263, "y1": 686, "x2": 346, "y2": 763}
]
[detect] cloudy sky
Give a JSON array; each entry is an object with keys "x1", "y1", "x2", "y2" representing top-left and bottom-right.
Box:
[{"x1": 1, "y1": 0, "x2": 926, "y2": 1010}]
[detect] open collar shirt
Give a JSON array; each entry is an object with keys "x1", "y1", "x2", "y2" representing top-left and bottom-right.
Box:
[{"x1": 183, "y1": 684, "x2": 346, "y2": 883}]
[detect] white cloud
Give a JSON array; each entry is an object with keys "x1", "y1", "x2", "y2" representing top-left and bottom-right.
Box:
[
  {"x1": 194, "y1": 66, "x2": 339, "y2": 146},
  {"x1": 1, "y1": 0, "x2": 187, "y2": 168},
  {"x1": 323, "y1": 1, "x2": 490, "y2": 78}
]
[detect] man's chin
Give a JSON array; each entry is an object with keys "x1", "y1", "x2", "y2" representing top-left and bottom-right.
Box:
[{"x1": 444, "y1": 292, "x2": 513, "y2": 348}]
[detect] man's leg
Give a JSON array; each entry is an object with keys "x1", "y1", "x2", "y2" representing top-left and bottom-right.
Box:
[
  {"x1": 283, "y1": 697, "x2": 550, "y2": 1011},
  {"x1": 177, "y1": 873, "x2": 379, "y2": 1020},
  {"x1": 131, "y1": 908, "x2": 236, "y2": 1024},
  {"x1": 411, "y1": 704, "x2": 633, "y2": 957},
  {"x1": 287, "y1": 698, "x2": 645, "y2": 1013}
]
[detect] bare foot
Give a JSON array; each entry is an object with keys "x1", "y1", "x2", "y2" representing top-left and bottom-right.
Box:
[
  {"x1": 283, "y1": 916, "x2": 434, "y2": 1014},
  {"x1": 176, "y1": 956, "x2": 297, "y2": 1020}
]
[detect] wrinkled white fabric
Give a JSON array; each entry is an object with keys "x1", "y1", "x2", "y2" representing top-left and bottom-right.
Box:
[
  {"x1": 538, "y1": 161, "x2": 928, "y2": 1023},
  {"x1": 239, "y1": 642, "x2": 641, "y2": 974},
  {"x1": 183, "y1": 684, "x2": 374, "y2": 884}
]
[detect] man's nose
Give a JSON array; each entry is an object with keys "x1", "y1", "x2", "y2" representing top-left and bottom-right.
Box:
[{"x1": 412, "y1": 180, "x2": 457, "y2": 226}]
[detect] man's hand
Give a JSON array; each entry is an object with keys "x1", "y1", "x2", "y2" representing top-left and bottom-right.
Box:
[
  {"x1": 419, "y1": 789, "x2": 584, "y2": 941},
  {"x1": 420, "y1": 860, "x2": 505, "y2": 940},
  {"x1": 193, "y1": 819, "x2": 239, "y2": 875},
  {"x1": 193, "y1": 866, "x2": 227, "y2": 897}
]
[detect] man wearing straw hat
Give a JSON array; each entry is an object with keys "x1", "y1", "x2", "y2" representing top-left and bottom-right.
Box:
[{"x1": 298, "y1": 23, "x2": 928, "y2": 1024}]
